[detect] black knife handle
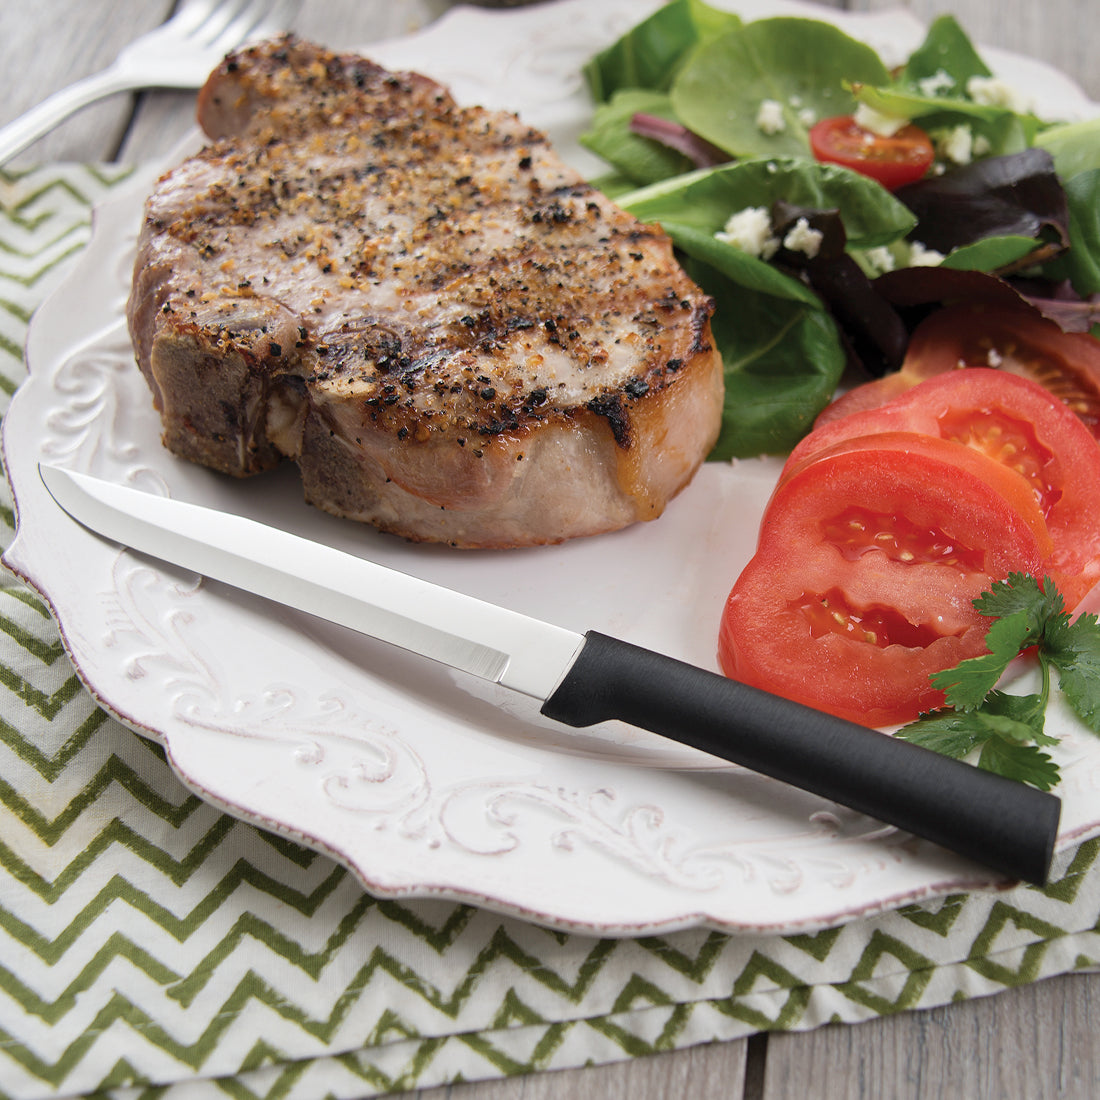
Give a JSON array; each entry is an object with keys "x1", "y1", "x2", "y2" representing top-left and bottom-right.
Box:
[{"x1": 540, "y1": 631, "x2": 1060, "y2": 885}]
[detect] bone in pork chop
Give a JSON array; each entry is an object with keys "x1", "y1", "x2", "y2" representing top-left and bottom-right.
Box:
[{"x1": 127, "y1": 36, "x2": 724, "y2": 548}]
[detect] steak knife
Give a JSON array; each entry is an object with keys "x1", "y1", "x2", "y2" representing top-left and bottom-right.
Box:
[{"x1": 38, "y1": 463, "x2": 1061, "y2": 885}]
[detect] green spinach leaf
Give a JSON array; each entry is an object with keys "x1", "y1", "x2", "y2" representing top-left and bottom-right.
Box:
[
  {"x1": 670, "y1": 18, "x2": 890, "y2": 158},
  {"x1": 620, "y1": 157, "x2": 916, "y2": 250},
  {"x1": 1042, "y1": 169, "x2": 1100, "y2": 296},
  {"x1": 942, "y1": 234, "x2": 1050, "y2": 272},
  {"x1": 1036, "y1": 117, "x2": 1100, "y2": 178},
  {"x1": 580, "y1": 89, "x2": 694, "y2": 186},
  {"x1": 682, "y1": 257, "x2": 846, "y2": 458},
  {"x1": 583, "y1": 0, "x2": 739, "y2": 102},
  {"x1": 899, "y1": 14, "x2": 992, "y2": 93}
]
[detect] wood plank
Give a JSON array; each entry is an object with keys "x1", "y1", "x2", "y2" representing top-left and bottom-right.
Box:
[
  {"x1": 394, "y1": 1034, "x2": 752, "y2": 1100},
  {"x1": 762, "y1": 970, "x2": 1099, "y2": 1098},
  {"x1": 0, "y1": 0, "x2": 172, "y2": 165}
]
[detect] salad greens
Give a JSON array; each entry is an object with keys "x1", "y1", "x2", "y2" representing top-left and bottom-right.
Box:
[
  {"x1": 1034, "y1": 119, "x2": 1100, "y2": 296},
  {"x1": 614, "y1": 158, "x2": 917, "y2": 449},
  {"x1": 583, "y1": 0, "x2": 739, "y2": 102},
  {"x1": 621, "y1": 158, "x2": 916, "y2": 252},
  {"x1": 669, "y1": 18, "x2": 890, "y2": 160},
  {"x1": 686, "y1": 259, "x2": 845, "y2": 457},
  {"x1": 850, "y1": 17, "x2": 1044, "y2": 158},
  {"x1": 581, "y1": 89, "x2": 698, "y2": 187},
  {"x1": 581, "y1": 2, "x2": 1100, "y2": 457},
  {"x1": 893, "y1": 148, "x2": 1069, "y2": 259},
  {"x1": 896, "y1": 575, "x2": 1100, "y2": 791}
]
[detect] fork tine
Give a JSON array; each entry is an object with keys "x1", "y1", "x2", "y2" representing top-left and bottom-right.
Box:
[
  {"x1": 199, "y1": 0, "x2": 294, "y2": 51},
  {"x1": 167, "y1": 0, "x2": 225, "y2": 36},
  {"x1": 0, "y1": 0, "x2": 299, "y2": 166},
  {"x1": 186, "y1": 0, "x2": 255, "y2": 47}
]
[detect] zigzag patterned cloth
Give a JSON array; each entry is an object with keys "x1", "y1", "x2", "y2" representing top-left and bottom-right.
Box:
[{"x1": 2, "y1": 165, "x2": 1099, "y2": 1100}]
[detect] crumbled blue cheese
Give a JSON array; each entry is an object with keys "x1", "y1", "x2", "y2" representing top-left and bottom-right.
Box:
[
  {"x1": 917, "y1": 69, "x2": 956, "y2": 97},
  {"x1": 862, "y1": 246, "x2": 898, "y2": 275},
  {"x1": 782, "y1": 217, "x2": 824, "y2": 259},
  {"x1": 939, "y1": 124, "x2": 975, "y2": 165},
  {"x1": 934, "y1": 124, "x2": 993, "y2": 166},
  {"x1": 966, "y1": 74, "x2": 1032, "y2": 113},
  {"x1": 788, "y1": 95, "x2": 817, "y2": 128},
  {"x1": 909, "y1": 241, "x2": 946, "y2": 267},
  {"x1": 756, "y1": 98, "x2": 786, "y2": 135},
  {"x1": 716, "y1": 207, "x2": 779, "y2": 259},
  {"x1": 853, "y1": 102, "x2": 909, "y2": 137}
]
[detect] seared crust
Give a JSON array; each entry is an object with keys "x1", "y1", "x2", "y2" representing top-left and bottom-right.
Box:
[{"x1": 127, "y1": 36, "x2": 724, "y2": 547}]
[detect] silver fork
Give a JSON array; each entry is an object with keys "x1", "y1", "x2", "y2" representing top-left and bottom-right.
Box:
[{"x1": 0, "y1": 0, "x2": 297, "y2": 166}]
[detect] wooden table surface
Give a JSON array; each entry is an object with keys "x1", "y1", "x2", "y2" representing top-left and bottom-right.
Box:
[{"x1": 3, "y1": 1, "x2": 1097, "y2": 1097}]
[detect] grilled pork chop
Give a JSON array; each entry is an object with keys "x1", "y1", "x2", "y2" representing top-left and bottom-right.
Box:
[{"x1": 127, "y1": 36, "x2": 724, "y2": 548}]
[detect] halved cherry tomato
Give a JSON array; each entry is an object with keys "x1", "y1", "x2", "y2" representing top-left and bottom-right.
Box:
[
  {"x1": 782, "y1": 368, "x2": 1100, "y2": 608},
  {"x1": 719, "y1": 432, "x2": 1050, "y2": 727},
  {"x1": 817, "y1": 304, "x2": 1100, "y2": 436},
  {"x1": 809, "y1": 115, "x2": 935, "y2": 190}
]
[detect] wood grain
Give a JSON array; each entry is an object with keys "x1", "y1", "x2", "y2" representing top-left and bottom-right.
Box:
[
  {"x1": 0, "y1": 0, "x2": 172, "y2": 165},
  {"x1": 4, "y1": 2, "x2": 1098, "y2": 1097},
  {"x1": 401, "y1": 1033, "x2": 753, "y2": 1100},
  {"x1": 762, "y1": 970, "x2": 1099, "y2": 1099}
]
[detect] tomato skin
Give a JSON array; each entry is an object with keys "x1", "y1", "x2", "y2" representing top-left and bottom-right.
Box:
[
  {"x1": 809, "y1": 115, "x2": 935, "y2": 190},
  {"x1": 719, "y1": 434, "x2": 1049, "y2": 727},
  {"x1": 818, "y1": 304, "x2": 1100, "y2": 437},
  {"x1": 813, "y1": 372, "x2": 915, "y2": 425},
  {"x1": 789, "y1": 367, "x2": 1100, "y2": 607}
]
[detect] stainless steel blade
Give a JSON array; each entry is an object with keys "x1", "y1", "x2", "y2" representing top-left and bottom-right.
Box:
[{"x1": 39, "y1": 464, "x2": 585, "y2": 700}]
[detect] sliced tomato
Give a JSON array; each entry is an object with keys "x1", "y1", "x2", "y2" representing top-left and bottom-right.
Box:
[
  {"x1": 782, "y1": 368, "x2": 1100, "y2": 606},
  {"x1": 809, "y1": 115, "x2": 934, "y2": 190},
  {"x1": 791, "y1": 369, "x2": 1100, "y2": 607},
  {"x1": 817, "y1": 304, "x2": 1100, "y2": 436},
  {"x1": 774, "y1": 430, "x2": 1053, "y2": 561},
  {"x1": 719, "y1": 432, "x2": 1050, "y2": 727},
  {"x1": 813, "y1": 371, "x2": 916, "y2": 424}
]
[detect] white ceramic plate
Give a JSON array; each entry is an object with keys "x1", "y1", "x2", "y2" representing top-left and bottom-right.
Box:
[{"x1": 5, "y1": 0, "x2": 1100, "y2": 936}]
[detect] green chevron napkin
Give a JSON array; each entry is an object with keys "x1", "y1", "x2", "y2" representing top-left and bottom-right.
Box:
[{"x1": 2, "y1": 164, "x2": 1099, "y2": 1100}]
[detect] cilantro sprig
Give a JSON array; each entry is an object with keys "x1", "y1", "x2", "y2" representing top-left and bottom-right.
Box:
[{"x1": 896, "y1": 573, "x2": 1100, "y2": 790}]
